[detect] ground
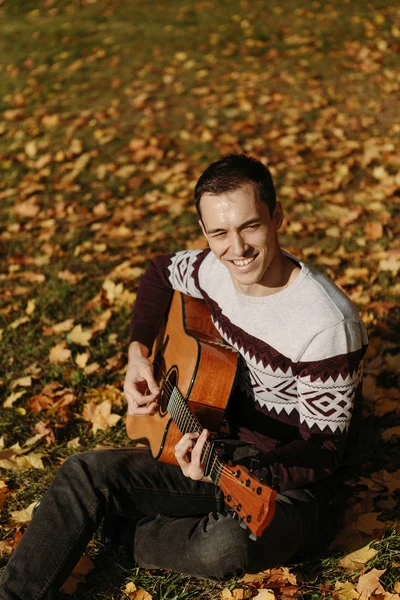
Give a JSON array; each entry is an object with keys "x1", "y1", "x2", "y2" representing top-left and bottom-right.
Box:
[{"x1": 0, "y1": 1, "x2": 399, "y2": 599}]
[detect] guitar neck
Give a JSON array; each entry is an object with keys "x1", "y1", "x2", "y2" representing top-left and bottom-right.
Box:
[{"x1": 167, "y1": 386, "x2": 223, "y2": 484}]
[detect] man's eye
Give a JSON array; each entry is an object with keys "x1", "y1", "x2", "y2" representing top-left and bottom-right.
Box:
[{"x1": 246, "y1": 224, "x2": 259, "y2": 230}]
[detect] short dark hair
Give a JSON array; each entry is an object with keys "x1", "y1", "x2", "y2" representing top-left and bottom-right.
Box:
[{"x1": 194, "y1": 154, "x2": 276, "y2": 217}]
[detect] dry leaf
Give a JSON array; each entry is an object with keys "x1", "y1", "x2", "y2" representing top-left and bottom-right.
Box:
[
  {"x1": 57, "y1": 270, "x2": 80, "y2": 284},
  {"x1": 69, "y1": 325, "x2": 93, "y2": 346},
  {"x1": 9, "y1": 316, "x2": 30, "y2": 329},
  {"x1": 49, "y1": 342, "x2": 71, "y2": 364},
  {"x1": 332, "y1": 580, "x2": 360, "y2": 600},
  {"x1": 61, "y1": 555, "x2": 95, "y2": 594},
  {"x1": 382, "y1": 426, "x2": 400, "y2": 441},
  {"x1": 9, "y1": 501, "x2": 37, "y2": 527},
  {"x1": 3, "y1": 391, "x2": 26, "y2": 408},
  {"x1": 82, "y1": 400, "x2": 121, "y2": 434},
  {"x1": 26, "y1": 299, "x2": 36, "y2": 315},
  {"x1": 84, "y1": 362, "x2": 100, "y2": 375},
  {"x1": 52, "y1": 319, "x2": 75, "y2": 334},
  {"x1": 356, "y1": 568, "x2": 386, "y2": 599},
  {"x1": 11, "y1": 376, "x2": 32, "y2": 388},
  {"x1": 76, "y1": 352, "x2": 90, "y2": 368},
  {"x1": 253, "y1": 591, "x2": 276, "y2": 600},
  {"x1": 357, "y1": 512, "x2": 385, "y2": 535},
  {"x1": 338, "y1": 543, "x2": 379, "y2": 570}
]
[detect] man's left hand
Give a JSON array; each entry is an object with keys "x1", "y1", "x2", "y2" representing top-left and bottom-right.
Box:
[{"x1": 174, "y1": 430, "x2": 212, "y2": 483}]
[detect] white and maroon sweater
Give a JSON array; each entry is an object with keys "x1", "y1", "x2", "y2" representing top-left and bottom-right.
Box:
[{"x1": 130, "y1": 249, "x2": 368, "y2": 492}]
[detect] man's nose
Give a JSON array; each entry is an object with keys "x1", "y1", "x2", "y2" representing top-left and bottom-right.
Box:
[{"x1": 230, "y1": 232, "x2": 246, "y2": 255}]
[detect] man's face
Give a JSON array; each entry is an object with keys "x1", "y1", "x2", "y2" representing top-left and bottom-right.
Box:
[{"x1": 199, "y1": 185, "x2": 283, "y2": 296}]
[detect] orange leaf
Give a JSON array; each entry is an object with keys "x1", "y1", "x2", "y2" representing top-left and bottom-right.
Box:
[{"x1": 61, "y1": 556, "x2": 95, "y2": 595}]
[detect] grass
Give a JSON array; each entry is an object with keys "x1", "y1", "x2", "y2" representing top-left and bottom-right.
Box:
[{"x1": 1, "y1": 0, "x2": 399, "y2": 598}]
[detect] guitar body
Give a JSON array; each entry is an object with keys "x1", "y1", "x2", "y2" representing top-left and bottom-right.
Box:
[{"x1": 126, "y1": 292, "x2": 238, "y2": 465}]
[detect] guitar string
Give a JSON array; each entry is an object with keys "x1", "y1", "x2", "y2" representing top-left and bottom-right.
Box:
[
  {"x1": 150, "y1": 362, "x2": 233, "y2": 483},
  {"x1": 149, "y1": 365, "x2": 268, "y2": 493}
]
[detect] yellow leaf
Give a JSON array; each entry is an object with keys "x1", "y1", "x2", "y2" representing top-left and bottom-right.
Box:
[
  {"x1": 25, "y1": 140, "x2": 37, "y2": 158},
  {"x1": 9, "y1": 501, "x2": 37, "y2": 526},
  {"x1": 124, "y1": 582, "x2": 137, "y2": 594},
  {"x1": 129, "y1": 590, "x2": 152, "y2": 600},
  {"x1": 253, "y1": 590, "x2": 276, "y2": 600},
  {"x1": 82, "y1": 400, "x2": 121, "y2": 434},
  {"x1": 92, "y1": 309, "x2": 112, "y2": 333},
  {"x1": 84, "y1": 362, "x2": 100, "y2": 375},
  {"x1": 338, "y1": 543, "x2": 379, "y2": 570},
  {"x1": 67, "y1": 437, "x2": 81, "y2": 449},
  {"x1": 379, "y1": 255, "x2": 400, "y2": 275},
  {"x1": 11, "y1": 376, "x2": 32, "y2": 389},
  {"x1": 57, "y1": 270, "x2": 80, "y2": 284},
  {"x1": 69, "y1": 325, "x2": 92, "y2": 347},
  {"x1": 49, "y1": 342, "x2": 71, "y2": 364},
  {"x1": 26, "y1": 299, "x2": 36, "y2": 315},
  {"x1": 76, "y1": 352, "x2": 90, "y2": 368},
  {"x1": 52, "y1": 319, "x2": 75, "y2": 334},
  {"x1": 9, "y1": 316, "x2": 30, "y2": 329},
  {"x1": 332, "y1": 580, "x2": 360, "y2": 600},
  {"x1": 3, "y1": 391, "x2": 26, "y2": 408}
]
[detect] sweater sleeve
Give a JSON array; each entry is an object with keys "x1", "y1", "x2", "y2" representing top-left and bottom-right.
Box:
[
  {"x1": 130, "y1": 249, "x2": 208, "y2": 351},
  {"x1": 235, "y1": 320, "x2": 367, "y2": 492}
]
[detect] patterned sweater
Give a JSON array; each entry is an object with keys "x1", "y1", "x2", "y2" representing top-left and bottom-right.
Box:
[{"x1": 130, "y1": 249, "x2": 368, "y2": 493}]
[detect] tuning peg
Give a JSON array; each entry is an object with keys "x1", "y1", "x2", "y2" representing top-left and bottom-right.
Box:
[
  {"x1": 239, "y1": 520, "x2": 247, "y2": 529},
  {"x1": 249, "y1": 533, "x2": 257, "y2": 542}
]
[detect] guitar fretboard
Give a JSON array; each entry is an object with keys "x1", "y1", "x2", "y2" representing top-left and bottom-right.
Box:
[{"x1": 168, "y1": 386, "x2": 223, "y2": 483}]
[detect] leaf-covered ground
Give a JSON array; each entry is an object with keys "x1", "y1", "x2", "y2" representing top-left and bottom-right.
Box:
[{"x1": 0, "y1": 1, "x2": 399, "y2": 598}]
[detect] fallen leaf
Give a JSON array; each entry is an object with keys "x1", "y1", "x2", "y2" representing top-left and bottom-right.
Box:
[
  {"x1": 9, "y1": 316, "x2": 30, "y2": 329},
  {"x1": 57, "y1": 270, "x2": 80, "y2": 284},
  {"x1": 338, "y1": 543, "x2": 379, "y2": 570},
  {"x1": 332, "y1": 580, "x2": 360, "y2": 600},
  {"x1": 382, "y1": 426, "x2": 400, "y2": 441},
  {"x1": 3, "y1": 390, "x2": 26, "y2": 408},
  {"x1": 61, "y1": 555, "x2": 95, "y2": 594},
  {"x1": 9, "y1": 501, "x2": 37, "y2": 527},
  {"x1": 356, "y1": 568, "x2": 386, "y2": 599},
  {"x1": 26, "y1": 299, "x2": 36, "y2": 315},
  {"x1": 84, "y1": 362, "x2": 100, "y2": 375},
  {"x1": 10, "y1": 376, "x2": 32, "y2": 388},
  {"x1": 49, "y1": 342, "x2": 71, "y2": 364},
  {"x1": 357, "y1": 512, "x2": 385, "y2": 535},
  {"x1": 364, "y1": 221, "x2": 383, "y2": 240},
  {"x1": 82, "y1": 400, "x2": 121, "y2": 434},
  {"x1": 253, "y1": 591, "x2": 276, "y2": 600},
  {"x1": 76, "y1": 352, "x2": 90, "y2": 368},
  {"x1": 69, "y1": 324, "x2": 93, "y2": 346}
]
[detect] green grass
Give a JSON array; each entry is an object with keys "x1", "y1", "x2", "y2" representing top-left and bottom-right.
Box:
[{"x1": 1, "y1": 0, "x2": 399, "y2": 598}]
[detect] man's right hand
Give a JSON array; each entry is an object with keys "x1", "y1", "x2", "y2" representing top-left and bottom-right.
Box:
[{"x1": 124, "y1": 342, "x2": 160, "y2": 416}]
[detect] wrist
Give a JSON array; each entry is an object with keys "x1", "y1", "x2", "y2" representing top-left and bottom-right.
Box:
[{"x1": 128, "y1": 341, "x2": 150, "y2": 359}]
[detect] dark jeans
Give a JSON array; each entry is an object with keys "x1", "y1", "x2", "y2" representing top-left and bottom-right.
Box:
[{"x1": 0, "y1": 448, "x2": 335, "y2": 600}]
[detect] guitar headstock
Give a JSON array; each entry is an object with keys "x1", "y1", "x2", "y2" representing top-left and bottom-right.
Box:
[{"x1": 217, "y1": 464, "x2": 276, "y2": 539}]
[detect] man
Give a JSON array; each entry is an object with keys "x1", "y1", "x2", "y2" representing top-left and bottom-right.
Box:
[{"x1": 0, "y1": 154, "x2": 367, "y2": 599}]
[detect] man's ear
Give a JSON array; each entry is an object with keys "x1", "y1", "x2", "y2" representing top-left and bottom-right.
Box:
[{"x1": 273, "y1": 202, "x2": 283, "y2": 229}]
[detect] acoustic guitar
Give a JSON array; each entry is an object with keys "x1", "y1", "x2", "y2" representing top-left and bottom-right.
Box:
[{"x1": 126, "y1": 291, "x2": 276, "y2": 538}]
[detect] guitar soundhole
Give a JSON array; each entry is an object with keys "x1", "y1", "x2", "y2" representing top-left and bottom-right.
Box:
[{"x1": 158, "y1": 366, "x2": 178, "y2": 416}]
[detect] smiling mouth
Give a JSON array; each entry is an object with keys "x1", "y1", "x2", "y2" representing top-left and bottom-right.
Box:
[{"x1": 231, "y1": 255, "x2": 257, "y2": 267}]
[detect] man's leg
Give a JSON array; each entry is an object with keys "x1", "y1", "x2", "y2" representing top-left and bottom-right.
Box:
[
  {"x1": 133, "y1": 485, "x2": 335, "y2": 579},
  {"x1": 0, "y1": 447, "x2": 221, "y2": 600}
]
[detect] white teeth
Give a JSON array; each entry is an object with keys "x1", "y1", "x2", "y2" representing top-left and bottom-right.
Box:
[{"x1": 232, "y1": 256, "x2": 255, "y2": 267}]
